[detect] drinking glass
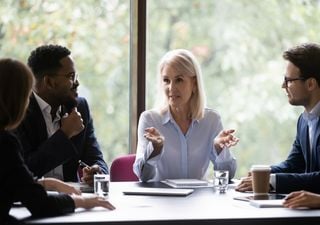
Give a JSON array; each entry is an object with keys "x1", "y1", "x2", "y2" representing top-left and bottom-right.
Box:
[
  {"x1": 94, "y1": 174, "x2": 109, "y2": 197},
  {"x1": 213, "y1": 170, "x2": 229, "y2": 193}
]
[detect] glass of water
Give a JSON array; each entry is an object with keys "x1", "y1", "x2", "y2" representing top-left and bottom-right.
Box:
[
  {"x1": 94, "y1": 174, "x2": 109, "y2": 197},
  {"x1": 213, "y1": 170, "x2": 229, "y2": 193}
]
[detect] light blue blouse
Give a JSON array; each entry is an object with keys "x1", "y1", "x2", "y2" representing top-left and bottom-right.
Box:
[{"x1": 133, "y1": 108, "x2": 237, "y2": 182}]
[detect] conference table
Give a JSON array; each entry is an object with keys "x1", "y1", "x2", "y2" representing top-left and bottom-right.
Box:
[{"x1": 10, "y1": 181, "x2": 320, "y2": 225}]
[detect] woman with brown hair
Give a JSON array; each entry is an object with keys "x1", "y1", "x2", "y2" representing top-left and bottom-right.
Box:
[{"x1": 0, "y1": 58, "x2": 115, "y2": 224}]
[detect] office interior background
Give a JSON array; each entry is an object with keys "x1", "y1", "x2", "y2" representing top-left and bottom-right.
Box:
[{"x1": 1, "y1": 0, "x2": 318, "y2": 177}]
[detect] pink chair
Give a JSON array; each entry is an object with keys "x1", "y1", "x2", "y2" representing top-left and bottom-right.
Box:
[{"x1": 110, "y1": 154, "x2": 139, "y2": 181}]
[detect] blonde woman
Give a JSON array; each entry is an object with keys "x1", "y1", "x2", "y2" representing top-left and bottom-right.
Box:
[{"x1": 134, "y1": 49, "x2": 239, "y2": 182}]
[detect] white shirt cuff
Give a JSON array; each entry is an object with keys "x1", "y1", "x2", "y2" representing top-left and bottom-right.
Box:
[{"x1": 270, "y1": 174, "x2": 276, "y2": 190}]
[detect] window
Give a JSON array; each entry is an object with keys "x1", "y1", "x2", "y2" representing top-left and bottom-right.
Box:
[
  {"x1": 0, "y1": 0, "x2": 131, "y2": 166},
  {"x1": 1, "y1": 0, "x2": 319, "y2": 178},
  {"x1": 146, "y1": 0, "x2": 318, "y2": 177}
]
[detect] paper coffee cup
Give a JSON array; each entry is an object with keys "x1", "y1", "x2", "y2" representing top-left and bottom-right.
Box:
[{"x1": 250, "y1": 165, "x2": 271, "y2": 195}]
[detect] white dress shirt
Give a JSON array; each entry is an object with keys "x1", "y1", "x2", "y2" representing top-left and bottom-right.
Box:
[
  {"x1": 303, "y1": 101, "x2": 320, "y2": 167},
  {"x1": 34, "y1": 92, "x2": 64, "y2": 180},
  {"x1": 133, "y1": 108, "x2": 237, "y2": 182}
]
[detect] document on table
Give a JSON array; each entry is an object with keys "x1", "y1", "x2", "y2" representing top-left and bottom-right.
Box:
[
  {"x1": 123, "y1": 187, "x2": 194, "y2": 196},
  {"x1": 161, "y1": 179, "x2": 210, "y2": 188}
]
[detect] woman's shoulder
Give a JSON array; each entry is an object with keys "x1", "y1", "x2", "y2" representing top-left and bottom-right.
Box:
[
  {"x1": 0, "y1": 131, "x2": 22, "y2": 162},
  {"x1": 203, "y1": 108, "x2": 221, "y2": 120},
  {"x1": 0, "y1": 130, "x2": 17, "y2": 144},
  {"x1": 141, "y1": 109, "x2": 163, "y2": 118},
  {"x1": 139, "y1": 109, "x2": 167, "y2": 126}
]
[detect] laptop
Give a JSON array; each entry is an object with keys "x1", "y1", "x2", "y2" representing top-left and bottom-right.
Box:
[{"x1": 123, "y1": 187, "x2": 194, "y2": 196}]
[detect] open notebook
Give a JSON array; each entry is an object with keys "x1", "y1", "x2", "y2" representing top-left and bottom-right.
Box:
[{"x1": 123, "y1": 187, "x2": 194, "y2": 196}]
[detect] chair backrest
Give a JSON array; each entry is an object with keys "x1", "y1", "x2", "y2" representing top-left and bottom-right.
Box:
[{"x1": 110, "y1": 154, "x2": 139, "y2": 182}]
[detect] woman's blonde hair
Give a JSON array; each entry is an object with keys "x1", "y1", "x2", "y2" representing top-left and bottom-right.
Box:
[
  {"x1": 155, "y1": 49, "x2": 206, "y2": 120},
  {"x1": 0, "y1": 58, "x2": 34, "y2": 130}
]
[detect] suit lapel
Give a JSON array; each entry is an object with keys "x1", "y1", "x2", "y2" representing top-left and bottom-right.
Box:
[
  {"x1": 301, "y1": 120, "x2": 311, "y2": 172},
  {"x1": 26, "y1": 93, "x2": 48, "y2": 140},
  {"x1": 311, "y1": 119, "x2": 320, "y2": 171}
]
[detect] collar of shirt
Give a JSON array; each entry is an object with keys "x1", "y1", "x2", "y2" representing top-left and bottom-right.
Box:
[
  {"x1": 303, "y1": 101, "x2": 320, "y2": 121},
  {"x1": 33, "y1": 92, "x2": 62, "y2": 122},
  {"x1": 161, "y1": 108, "x2": 199, "y2": 126}
]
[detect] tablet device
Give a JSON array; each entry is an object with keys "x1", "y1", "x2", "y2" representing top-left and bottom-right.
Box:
[
  {"x1": 79, "y1": 185, "x2": 94, "y2": 193},
  {"x1": 123, "y1": 187, "x2": 194, "y2": 196},
  {"x1": 249, "y1": 199, "x2": 284, "y2": 208},
  {"x1": 67, "y1": 182, "x2": 94, "y2": 193},
  {"x1": 233, "y1": 194, "x2": 286, "y2": 202}
]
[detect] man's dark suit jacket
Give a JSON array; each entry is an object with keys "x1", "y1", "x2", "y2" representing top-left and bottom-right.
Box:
[
  {"x1": 14, "y1": 93, "x2": 108, "y2": 182},
  {"x1": 271, "y1": 114, "x2": 320, "y2": 194}
]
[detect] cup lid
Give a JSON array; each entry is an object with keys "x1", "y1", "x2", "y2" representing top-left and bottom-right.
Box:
[{"x1": 250, "y1": 165, "x2": 271, "y2": 171}]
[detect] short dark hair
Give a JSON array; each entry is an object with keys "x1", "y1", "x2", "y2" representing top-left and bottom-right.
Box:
[
  {"x1": 283, "y1": 43, "x2": 320, "y2": 84},
  {"x1": 0, "y1": 58, "x2": 34, "y2": 130},
  {"x1": 27, "y1": 44, "x2": 71, "y2": 80}
]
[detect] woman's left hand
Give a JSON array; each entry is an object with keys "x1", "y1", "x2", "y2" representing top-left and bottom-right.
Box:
[
  {"x1": 40, "y1": 178, "x2": 82, "y2": 195},
  {"x1": 214, "y1": 129, "x2": 239, "y2": 153}
]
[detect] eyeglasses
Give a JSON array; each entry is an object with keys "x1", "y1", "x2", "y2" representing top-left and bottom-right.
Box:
[
  {"x1": 54, "y1": 72, "x2": 79, "y2": 82},
  {"x1": 283, "y1": 76, "x2": 306, "y2": 87}
]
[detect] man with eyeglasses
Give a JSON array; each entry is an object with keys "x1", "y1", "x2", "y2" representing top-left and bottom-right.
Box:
[
  {"x1": 14, "y1": 44, "x2": 108, "y2": 186},
  {"x1": 236, "y1": 43, "x2": 320, "y2": 194}
]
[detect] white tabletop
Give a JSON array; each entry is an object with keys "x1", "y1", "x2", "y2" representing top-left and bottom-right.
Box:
[{"x1": 10, "y1": 181, "x2": 320, "y2": 225}]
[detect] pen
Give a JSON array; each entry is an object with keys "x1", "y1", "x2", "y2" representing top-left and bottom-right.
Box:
[
  {"x1": 79, "y1": 160, "x2": 101, "y2": 175},
  {"x1": 78, "y1": 160, "x2": 90, "y2": 168}
]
